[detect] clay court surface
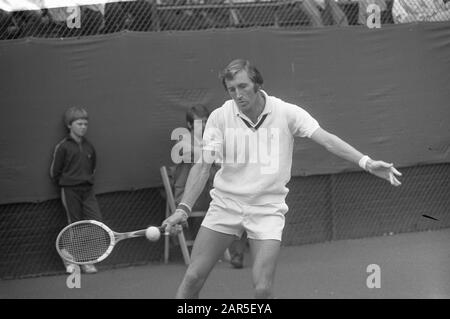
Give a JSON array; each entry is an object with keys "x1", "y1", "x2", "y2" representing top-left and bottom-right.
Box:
[{"x1": 2, "y1": 228, "x2": 449, "y2": 299}]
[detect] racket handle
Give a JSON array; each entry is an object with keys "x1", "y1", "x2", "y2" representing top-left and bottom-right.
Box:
[{"x1": 158, "y1": 225, "x2": 168, "y2": 234}]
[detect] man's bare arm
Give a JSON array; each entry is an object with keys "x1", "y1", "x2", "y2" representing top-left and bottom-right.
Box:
[
  {"x1": 162, "y1": 150, "x2": 214, "y2": 233},
  {"x1": 181, "y1": 160, "x2": 213, "y2": 209},
  {"x1": 310, "y1": 127, "x2": 402, "y2": 186}
]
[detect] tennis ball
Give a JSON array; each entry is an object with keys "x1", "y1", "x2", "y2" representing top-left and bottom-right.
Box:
[{"x1": 145, "y1": 226, "x2": 161, "y2": 241}]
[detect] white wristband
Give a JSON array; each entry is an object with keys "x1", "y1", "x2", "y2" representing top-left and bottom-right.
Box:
[
  {"x1": 176, "y1": 203, "x2": 192, "y2": 217},
  {"x1": 175, "y1": 209, "x2": 189, "y2": 220},
  {"x1": 179, "y1": 202, "x2": 192, "y2": 212},
  {"x1": 358, "y1": 155, "x2": 370, "y2": 170}
]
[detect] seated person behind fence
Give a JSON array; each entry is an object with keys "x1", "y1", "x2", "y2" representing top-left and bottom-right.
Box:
[
  {"x1": 0, "y1": 10, "x2": 19, "y2": 39},
  {"x1": 354, "y1": 0, "x2": 390, "y2": 25},
  {"x1": 47, "y1": 5, "x2": 104, "y2": 37},
  {"x1": 172, "y1": 105, "x2": 213, "y2": 215},
  {"x1": 221, "y1": 0, "x2": 348, "y2": 27},
  {"x1": 50, "y1": 106, "x2": 102, "y2": 275},
  {"x1": 171, "y1": 105, "x2": 247, "y2": 268},
  {"x1": 392, "y1": 0, "x2": 450, "y2": 23},
  {"x1": 300, "y1": 0, "x2": 349, "y2": 26}
]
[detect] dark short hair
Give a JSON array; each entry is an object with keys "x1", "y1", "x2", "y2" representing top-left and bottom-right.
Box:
[
  {"x1": 64, "y1": 106, "x2": 88, "y2": 127},
  {"x1": 186, "y1": 105, "x2": 210, "y2": 126},
  {"x1": 219, "y1": 59, "x2": 264, "y2": 91}
]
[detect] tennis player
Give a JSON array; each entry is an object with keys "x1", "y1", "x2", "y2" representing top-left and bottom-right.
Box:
[{"x1": 162, "y1": 59, "x2": 402, "y2": 299}]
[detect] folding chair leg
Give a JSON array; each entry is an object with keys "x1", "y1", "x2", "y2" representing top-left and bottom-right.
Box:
[
  {"x1": 164, "y1": 202, "x2": 170, "y2": 264},
  {"x1": 164, "y1": 233, "x2": 170, "y2": 264}
]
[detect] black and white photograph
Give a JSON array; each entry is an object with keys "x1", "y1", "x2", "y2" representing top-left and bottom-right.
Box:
[{"x1": 0, "y1": 0, "x2": 449, "y2": 305}]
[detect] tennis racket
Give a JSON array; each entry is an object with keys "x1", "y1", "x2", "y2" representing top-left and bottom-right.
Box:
[{"x1": 56, "y1": 220, "x2": 165, "y2": 265}]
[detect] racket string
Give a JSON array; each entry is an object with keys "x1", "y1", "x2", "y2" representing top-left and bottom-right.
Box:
[{"x1": 58, "y1": 223, "x2": 111, "y2": 263}]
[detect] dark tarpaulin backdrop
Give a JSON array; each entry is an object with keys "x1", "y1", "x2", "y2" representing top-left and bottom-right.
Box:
[{"x1": 1, "y1": 22, "x2": 449, "y2": 205}]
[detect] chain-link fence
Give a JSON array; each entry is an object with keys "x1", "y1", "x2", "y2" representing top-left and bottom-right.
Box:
[
  {"x1": 1, "y1": 0, "x2": 450, "y2": 40},
  {"x1": 1, "y1": 163, "x2": 449, "y2": 279}
]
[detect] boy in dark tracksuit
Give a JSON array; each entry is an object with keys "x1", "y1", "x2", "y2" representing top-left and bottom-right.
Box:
[{"x1": 50, "y1": 106, "x2": 102, "y2": 274}]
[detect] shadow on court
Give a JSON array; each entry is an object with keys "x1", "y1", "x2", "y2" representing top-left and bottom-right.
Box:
[{"x1": 1, "y1": 229, "x2": 449, "y2": 299}]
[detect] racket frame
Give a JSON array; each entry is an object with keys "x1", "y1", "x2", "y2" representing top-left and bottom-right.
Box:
[{"x1": 55, "y1": 220, "x2": 152, "y2": 265}]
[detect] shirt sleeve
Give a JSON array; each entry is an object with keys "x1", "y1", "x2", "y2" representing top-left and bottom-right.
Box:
[
  {"x1": 285, "y1": 102, "x2": 320, "y2": 138},
  {"x1": 202, "y1": 109, "x2": 224, "y2": 164},
  {"x1": 202, "y1": 109, "x2": 224, "y2": 153},
  {"x1": 50, "y1": 143, "x2": 65, "y2": 184}
]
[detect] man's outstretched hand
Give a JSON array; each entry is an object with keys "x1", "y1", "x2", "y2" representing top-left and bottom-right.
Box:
[{"x1": 367, "y1": 160, "x2": 402, "y2": 186}]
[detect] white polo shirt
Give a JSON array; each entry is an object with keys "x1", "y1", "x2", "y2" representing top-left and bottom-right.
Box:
[{"x1": 203, "y1": 90, "x2": 320, "y2": 205}]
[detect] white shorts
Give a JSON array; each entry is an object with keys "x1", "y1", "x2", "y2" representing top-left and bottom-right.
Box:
[{"x1": 201, "y1": 190, "x2": 288, "y2": 241}]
